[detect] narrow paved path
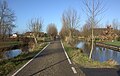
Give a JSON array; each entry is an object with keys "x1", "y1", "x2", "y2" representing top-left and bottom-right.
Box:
[
  {"x1": 81, "y1": 68, "x2": 119, "y2": 76},
  {"x1": 13, "y1": 40, "x2": 79, "y2": 76}
]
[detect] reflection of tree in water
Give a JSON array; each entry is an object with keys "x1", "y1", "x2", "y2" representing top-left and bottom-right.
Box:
[
  {"x1": 6, "y1": 51, "x2": 11, "y2": 58},
  {"x1": 77, "y1": 42, "x2": 120, "y2": 64},
  {"x1": 105, "y1": 49, "x2": 112, "y2": 60},
  {"x1": 83, "y1": 42, "x2": 91, "y2": 55},
  {"x1": 111, "y1": 50, "x2": 120, "y2": 64},
  {"x1": 71, "y1": 40, "x2": 81, "y2": 47},
  {"x1": 112, "y1": 51, "x2": 116, "y2": 58},
  {"x1": 92, "y1": 47, "x2": 101, "y2": 61},
  {"x1": 97, "y1": 47, "x2": 102, "y2": 52},
  {"x1": 97, "y1": 47, "x2": 104, "y2": 56},
  {"x1": 116, "y1": 52, "x2": 120, "y2": 64},
  {"x1": 76, "y1": 42, "x2": 91, "y2": 55},
  {"x1": 0, "y1": 51, "x2": 12, "y2": 59}
]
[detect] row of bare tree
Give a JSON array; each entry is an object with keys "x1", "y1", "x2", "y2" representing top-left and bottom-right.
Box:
[
  {"x1": 28, "y1": 18, "x2": 58, "y2": 45},
  {"x1": 0, "y1": 0, "x2": 58, "y2": 44},
  {"x1": 47, "y1": 23, "x2": 58, "y2": 39},
  {"x1": 60, "y1": 0, "x2": 106, "y2": 59}
]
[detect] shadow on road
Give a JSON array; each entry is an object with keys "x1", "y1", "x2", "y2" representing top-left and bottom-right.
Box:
[
  {"x1": 80, "y1": 67, "x2": 120, "y2": 76},
  {"x1": 29, "y1": 58, "x2": 68, "y2": 76},
  {"x1": 28, "y1": 40, "x2": 72, "y2": 76},
  {"x1": 37, "y1": 47, "x2": 62, "y2": 58}
]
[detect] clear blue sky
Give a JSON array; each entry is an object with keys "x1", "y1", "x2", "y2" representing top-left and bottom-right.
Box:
[{"x1": 6, "y1": 0, "x2": 120, "y2": 33}]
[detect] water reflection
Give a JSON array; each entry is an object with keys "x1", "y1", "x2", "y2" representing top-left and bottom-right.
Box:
[
  {"x1": 0, "y1": 44, "x2": 30, "y2": 60},
  {"x1": 77, "y1": 42, "x2": 120, "y2": 64},
  {"x1": 77, "y1": 42, "x2": 91, "y2": 55},
  {"x1": 5, "y1": 49, "x2": 22, "y2": 59}
]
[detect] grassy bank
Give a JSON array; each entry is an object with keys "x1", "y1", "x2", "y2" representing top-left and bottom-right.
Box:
[
  {"x1": 63, "y1": 42, "x2": 116, "y2": 68},
  {"x1": 0, "y1": 41, "x2": 22, "y2": 48},
  {"x1": 104, "y1": 41, "x2": 120, "y2": 46},
  {"x1": 0, "y1": 42, "x2": 48, "y2": 76}
]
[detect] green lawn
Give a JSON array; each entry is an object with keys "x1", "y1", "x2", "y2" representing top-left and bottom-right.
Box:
[{"x1": 104, "y1": 41, "x2": 120, "y2": 46}]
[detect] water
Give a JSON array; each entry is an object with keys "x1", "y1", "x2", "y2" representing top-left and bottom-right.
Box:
[
  {"x1": 77, "y1": 42, "x2": 120, "y2": 64},
  {"x1": 5, "y1": 49, "x2": 22, "y2": 59}
]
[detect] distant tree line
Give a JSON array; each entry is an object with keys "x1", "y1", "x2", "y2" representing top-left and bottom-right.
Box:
[
  {"x1": 60, "y1": 8, "x2": 80, "y2": 45},
  {"x1": 47, "y1": 23, "x2": 58, "y2": 40}
]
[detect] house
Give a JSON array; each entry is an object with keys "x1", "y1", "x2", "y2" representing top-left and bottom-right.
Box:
[
  {"x1": 10, "y1": 33, "x2": 18, "y2": 38},
  {"x1": 24, "y1": 32, "x2": 45, "y2": 37},
  {"x1": 24, "y1": 32, "x2": 33, "y2": 37},
  {"x1": 93, "y1": 25, "x2": 118, "y2": 41}
]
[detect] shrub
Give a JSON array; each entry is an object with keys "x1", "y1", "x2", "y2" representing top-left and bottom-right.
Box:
[
  {"x1": 95, "y1": 38, "x2": 100, "y2": 41},
  {"x1": 117, "y1": 37, "x2": 120, "y2": 41},
  {"x1": 0, "y1": 62, "x2": 16, "y2": 76}
]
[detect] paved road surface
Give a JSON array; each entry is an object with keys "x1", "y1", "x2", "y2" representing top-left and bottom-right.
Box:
[
  {"x1": 12, "y1": 40, "x2": 80, "y2": 76},
  {"x1": 81, "y1": 67, "x2": 119, "y2": 76}
]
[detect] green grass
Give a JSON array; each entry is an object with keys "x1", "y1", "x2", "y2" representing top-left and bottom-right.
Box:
[
  {"x1": 0, "y1": 41, "x2": 23, "y2": 48},
  {"x1": 64, "y1": 42, "x2": 115, "y2": 68},
  {"x1": 104, "y1": 41, "x2": 120, "y2": 46},
  {"x1": 0, "y1": 43, "x2": 47, "y2": 76}
]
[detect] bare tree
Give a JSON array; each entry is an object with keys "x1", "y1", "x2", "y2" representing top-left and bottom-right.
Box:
[
  {"x1": 62, "y1": 8, "x2": 80, "y2": 44},
  {"x1": 111, "y1": 19, "x2": 120, "y2": 37},
  {"x1": 0, "y1": 0, "x2": 16, "y2": 40},
  {"x1": 82, "y1": 20, "x2": 91, "y2": 37},
  {"x1": 112, "y1": 19, "x2": 119, "y2": 30},
  {"x1": 47, "y1": 23, "x2": 57, "y2": 40},
  {"x1": 83, "y1": 0, "x2": 105, "y2": 59},
  {"x1": 59, "y1": 25, "x2": 69, "y2": 40},
  {"x1": 28, "y1": 18, "x2": 43, "y2": 45}
]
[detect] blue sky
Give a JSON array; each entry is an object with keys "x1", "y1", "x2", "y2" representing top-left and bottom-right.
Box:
[{"x1": 6, "y1": 0, "x2": 120, "y2": 33}]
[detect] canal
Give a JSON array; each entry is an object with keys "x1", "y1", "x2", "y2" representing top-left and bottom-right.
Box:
[
  {"x1": 77, "y1": 42, "x2": 120, "y2": 64},
  {"x1": 0, "y1": 49, "x2": 22, "y2": 60},
  {"x1": 5, "y1": 49, "x2": 22, "y2": 59},
  {"x1": 0, "y1": 45, "x2": 29, "y2": 60}
]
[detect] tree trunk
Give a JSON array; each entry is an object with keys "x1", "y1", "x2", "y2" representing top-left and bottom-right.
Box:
[
  {"x1": 89, "y1": 29, "x2": 94, "y2": 59},
  {"x1": 68, "y1": 30, "x2": 72, "y2": 44},
  {"x1": 89, "y1": 0, "x2": 95, "y2": 60},
  {"x1": 33, "y1": 34, "x2": 37, "y2": 45}
]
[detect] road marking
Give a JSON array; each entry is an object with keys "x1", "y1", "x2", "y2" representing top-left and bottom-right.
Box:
[
  {"x1": 61, "y1": 41, "x2": 72, "y2": 64},
  {"x1": 71, "y1": 67, "x2": 77, "y2": 74},
  {"x1": 12, "y1": 42, "x2": 50, "y2": 76}
]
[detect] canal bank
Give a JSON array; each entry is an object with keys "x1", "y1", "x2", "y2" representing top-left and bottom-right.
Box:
[
  {"x1": 77, "y1": 41, "x2": 120, "y2": 64},
  {"x1": 0, "y1": 43, "x2": 29, "y2": 60},
  {"x1": 64, "y1": 42, "x2": 116, "y2": 68},
  {"x1": 96, "y1": 42, "x2": 120, "y2": 51},
  {"x1": 0, "y1": 42, "x2": 48, "y2": 76},
  {"x1": 64, "y1": 42, "x2": 120, "y2": 76}
]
